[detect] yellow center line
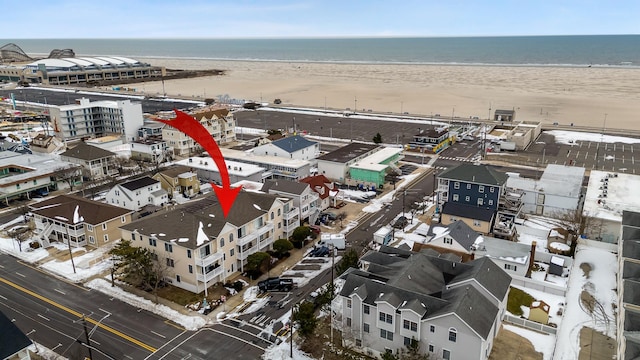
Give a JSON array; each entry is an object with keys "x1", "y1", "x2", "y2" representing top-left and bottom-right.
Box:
[{"x1": 0, "y1": 276, "x2": 156, "y2": 353}]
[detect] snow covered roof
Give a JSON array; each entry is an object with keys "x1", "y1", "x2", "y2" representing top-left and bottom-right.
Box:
[
  {"x1": 507, "y1": 164, "x2": 584, "y2": 198},
  {"x1": 583, "y1": 170, "x2": 640, "y2": 222},
  {"x1": 26, "y1": 56, "x2": 144, "y2": 70}
]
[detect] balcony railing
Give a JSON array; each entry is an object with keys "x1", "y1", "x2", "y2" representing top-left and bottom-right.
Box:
[
  {"x1": 238, "y1": 222, "x2": 274, "y2": 246},
  {"x1": 196, "y1": 265, "x2": 224, "y2": 282},
  {"x1": 237, "y1": 244, "x2": 259, "y2": 260},
  {"x1": 198, "y1": 251, "x2": 224, "y2": 267},
  {"x1": 284, "y1": 207, "x2": 299, "y2": 220}
]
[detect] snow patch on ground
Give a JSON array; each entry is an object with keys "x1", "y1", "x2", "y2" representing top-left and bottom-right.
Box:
[{"x1": 86, "y1": 278, "x2": 207, "y2": 331}]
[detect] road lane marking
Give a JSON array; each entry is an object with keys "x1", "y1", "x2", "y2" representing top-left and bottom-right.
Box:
[
  {"x1": 54, "y1": 289, "x2": 66, "y2": 295},
  {"x1": 205, "y1": 328, "x2": 267, "y2": 351},
  {"x1": 16, "y1": 272, "x2": 26, "y2": 277},
  {"x1": 0, "y1": 264, "x2": 4, "y2": 268},
  {"x1": 37, "y1": 314, "x2": 50, "y2": 321},
  {"x1": 0, "y1": 294, "x2": 6, "y2": 300},
  {"x1": 0, "y1": 276, "x2": 156, "y2": 353},
  {"x1": 151, "y1": 330, "x2": 166, "y2": 339},
  {"x1": 26, "y1": 329, "x2": 35, "y2": 335}
]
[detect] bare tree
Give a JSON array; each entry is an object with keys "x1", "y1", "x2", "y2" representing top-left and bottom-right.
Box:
[
  {"x1": 151, "y1": 256, "x2": 175, "y2": 304},
  {"x1": 336, "y1": 211, "x2": 347, "y2": 228},
  {"x1": 53, "y1": 165, "x2": 82, "y2": 191},
  {"x1": 9, "y1": 227, "x2": 32, "y2": 252}
]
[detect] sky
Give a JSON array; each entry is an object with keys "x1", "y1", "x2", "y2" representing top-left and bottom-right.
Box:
[{"x1": 3, "y1": 0, "x2": 638, "y2": 38}]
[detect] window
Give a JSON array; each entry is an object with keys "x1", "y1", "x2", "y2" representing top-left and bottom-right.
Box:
[
  {"x1": 473, "y1": 220, "x2": 481, "y2": 227},
  {"x1": 132, "y1": 233, "x2": 136, "y2": 241},
  {"x1": 404, "y1": 337, "x2": 417, "y2": 347},
  {"x1": 428, "y1": 344, "x2": 434, "y2": 353},
  {"x1": 188, "y1": 265, "x2": 193, "y2": 273},
  {"x1": 176, "y1": 275, "x2": 181, "y2": 283},
  {"x1": 363, "y1": 304, "x2": 370, "y2": 314},
  {"x1": 452, "y1": 194, "x2": 459, "y2": 201},
  {"x1": 187, "y1": 249, "x2": 192, "y2": 258},
  {"x1": 479, "y1": 185, "x2": 485, "y2": 193},
  {"x1": 102, "y1": 223, "x2": 107, "y2": 230},
  {"x1": 121, "y1": 215, "x2": 126, "y2": 223},
  {"x1": 103, "y1": 234, "x2": 109, "y2": 242},
  {"x1": 444, "y1": 237, "x2": 453, "y2": 244},
  {"x1": 467, "y1": 183, "x2": 471, "y2": 190},
  {"x1": 220, "y1": 238, "x2": 225, "y2": 247},
  {"x1": 448, "y1": 328, "x2": 457, "y2": 342},
  {"x1": 363, "y1": 323, "x2": 370, "y2": 333},
  {"x1": 465, "y1": 196, "x2": 470, "y2": 202},
  {"x1": 454, "y1": 182, "x2": 460, "y2": 189},
  {"x1": 379, "y1": 312, "x2": 393, "y2": 324},
  {"x1": 443, "y1": 349, "x2": 451, "y2": 360},
  {"x1": 490, "y1": 186, "x2": 495, "y2": 193},
  {"x1": 430, "y1": 325, "x2": 435, "y2": 333},
  {"x1": 380, "y1": 329, "x2": 393, "y2": 341},
  {"x1": 166, "y1": 258, "x2": 175, "y2": 267},
  {"x1": 165, "y1": 243, "x2": 173, "y2": 252},
  {"x1": 478, "y1": 198, "x2": 484, "y2": 206},
  {"x1": 347, "y1": 299, "x2": 352, "y2": 308},
  {"x1": 271, "y1": 212, "x2": 274, "y2": 220},
  {"x1": 229, "y1": 234, "x2": 234, "y2": 243},
  {"x1": 504, "y1": 264, "x2": 517, "y2": 271},
  {"x1": 89, "y1": 236, "x2": 95, "y2": 244},
  {"x1": 230, "y1": 248, "x2": 234, "y2": 257},
  {"x1": 87, "y1": 225, "x2": 93, "y2": 231},
  {"x1": 346, "y1": 317, "x2": 352, "y2": 327},
  {"x1": 403, "y1": 320, "x2": 418, "y2": 332},
  {"x1": 355, "y1": 339, "x2": 362, "y2": 347},
  {"x1": 149, "y1": 238, "x2": 157, "y2": 246}
]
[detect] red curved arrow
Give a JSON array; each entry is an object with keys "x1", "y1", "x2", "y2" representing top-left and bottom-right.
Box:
[{"x1": 155, "y1": 109, "x2": 241, "y2": 217}]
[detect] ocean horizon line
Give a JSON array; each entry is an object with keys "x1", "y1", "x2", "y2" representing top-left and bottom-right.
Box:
[{"x1": 24, "y1": 52, "x2": 640, "y2": 69}]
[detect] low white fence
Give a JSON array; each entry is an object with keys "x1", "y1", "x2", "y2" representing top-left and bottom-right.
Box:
[
  {"x1": 503, "y1": 314, "x2": 557, "y2": 334},
  {"x1": 511, "y1": 275, "x2": 566, "y2": 296}
]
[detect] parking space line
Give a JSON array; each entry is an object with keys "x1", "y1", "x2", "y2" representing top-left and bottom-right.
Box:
[
  {"x1": 633, "y1": 156, "x2": 635, "y2": 165},
  {"x1": 584, "y1": 152, "x2": 588, "y2": 160}
]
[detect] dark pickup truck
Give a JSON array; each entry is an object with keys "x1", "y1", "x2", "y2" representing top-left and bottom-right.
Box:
[{"x1": 258, "y1": 277, "x2": 294, "y2": 292}]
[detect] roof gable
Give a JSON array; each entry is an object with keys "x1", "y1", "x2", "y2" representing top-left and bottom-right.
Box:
[
  {"x1": 0, "y1": 310, "x2": 31, "y2": 359},
  {"x1": 29, "y1": 194, "x2": 131, "y2": 225},
  {"x1": 271, "y1": 135, "x2": 317, "y2": 153},
  {"x1": 60, "y1": 142, "x2": 116, "y2": 161},
  {"x1": 428, "y1": 220, "x2": 481, "y2": 251}
]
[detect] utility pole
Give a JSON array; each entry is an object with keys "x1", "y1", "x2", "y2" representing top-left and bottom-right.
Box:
[
  {"x1": 330, "y1": 243, "x2": 335, "y2": 345},
  {"x1": 82, "y1": 315, "x2": 93, "y2": 360},
  {"x1": 66, "y1": 224, "x2": 76, "y2": 274}
]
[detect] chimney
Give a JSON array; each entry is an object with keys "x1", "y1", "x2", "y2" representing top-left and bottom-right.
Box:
[{"x1": 526, "y1": 241, "x2": 536, "y2": 278}]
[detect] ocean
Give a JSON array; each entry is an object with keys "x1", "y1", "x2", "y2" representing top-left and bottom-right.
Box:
[{"x1": 2, "y1": 35, "x2": 639, "y2": 67}]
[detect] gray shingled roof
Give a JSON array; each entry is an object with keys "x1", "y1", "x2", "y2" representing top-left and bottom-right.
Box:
[
  {"x1": 271, "y1": 135, "x2": 317, "y2": 153},
  {"x1": 0, "y1": 310, "x2": 31, "y2": 359},
  {"x1": 316, "y1": 142, "x2": 379, "y2": 163},
  {"x1": 157, "y1": 165, "x2": 193, "y2": 178},
  {"x1": 438, "y1": 164, "x2": 508, "y2": 185},
  {"x1": 120, "y1": 191, "x2": 280, "y2": 249},
  {"x1": 121, "y1": 176, "x2": 159, "y2": 191},
  {"x1": 340, "y1": 247, "x2": 511, "y2": 340},
  {"x1": 428, "y1": 220, "x2": 481, "y2": 252},
  {"x1": 60, "y1": 142, "x2": 116, "y2": 161},
  {"x1": 262, "y1": 179, "x2": 309, "y2": 195},
  {"x1": 449, "y1": 257, "x2": 512, "y2": 301},
  {"x1": 29, "y1": 194, "x2": 132, "y2": 225},
  {"x1": 441, "y1": 202, "x2": 495, "y2": 222}
]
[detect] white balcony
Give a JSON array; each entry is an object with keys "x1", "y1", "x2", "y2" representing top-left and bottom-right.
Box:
[
  {"x1": 284, "y1": 207, "x2": 299, "y2": 220},
  {"x1": 237, "y1": 244, "x2": 259, "y2": 260},
  {"x1": 198, "y1": 251, "x2": 224, "y2": 267},
  {"x1": 196, "y1": 265, "x2": 224, "y2": 282},
  {"x1": 238, "y1": 222, "x2": 274, "y2": 246}
]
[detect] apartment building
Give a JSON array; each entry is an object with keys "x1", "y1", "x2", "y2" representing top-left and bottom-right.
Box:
[
  {"x1": 29, "y1": 194, "x2": 133, "y2": 249},
  {"x1": 338, "y1": 246, "x2": 511, "y2": 360},
  {"x1": 119, "y1": 191, "x2": 292, "y2": 294},
  {"x1": 262, "y1": 179, "x2": 319, "y2": 233},
  {"x1": 49, "y1": 97, "x2": 144, "y2": 142},
  {"x1": 161, "y1": 107, "x2": 236, "y2": 157},
  {"x1": 59, "y1": 142, "x2": 118, "y2": 179}
]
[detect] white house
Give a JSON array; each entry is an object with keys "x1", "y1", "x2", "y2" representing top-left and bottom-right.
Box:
[
  {"x1": 49, "y1": 97, "x2": 144, "y2": 142},
  {"x1": 252, "y1": 135, "x2": 320, "y2": 161},
  {"x1": 300, "y1": 174, "x2": 342, "y2": 210},
  {"x1": 105, "y1": 176, "x2": 167, "y2": 211},
  {"x1": 506, "y1": 164, "x2": 585, "y2": 216},
  {"x1": 262, "y1": 179, "x2": 319, "y2": 230},
  {"x1": 339, "y1": 246, "x2": 511, "y2": 360}
]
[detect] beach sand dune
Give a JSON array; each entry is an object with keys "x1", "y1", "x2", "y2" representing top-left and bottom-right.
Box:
[{"x1": 126, "y1": 58, "x2": 640, "y2": 129}]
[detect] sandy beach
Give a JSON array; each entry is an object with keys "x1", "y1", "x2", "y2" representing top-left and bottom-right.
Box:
[{"x1": 124, "y1": 58, "x2": 640, "y2": 130}]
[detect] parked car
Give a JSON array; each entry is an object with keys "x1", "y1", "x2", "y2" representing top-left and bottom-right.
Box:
[
  {"x1": 309, "y1": 246, "x2": 330, "y2": 257},
  {"x1": 321, "y1": 212, "x2": 337, "y2": 221},
  {"x1": 258, "y1": 277, "x2": 294, "y2": 292},
  {"x1": 392, "y1": 216, "x2": 408, "y2": 229},
  {"x1": 309, "y1": 225, "x2": 321, "y2": 234}
]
